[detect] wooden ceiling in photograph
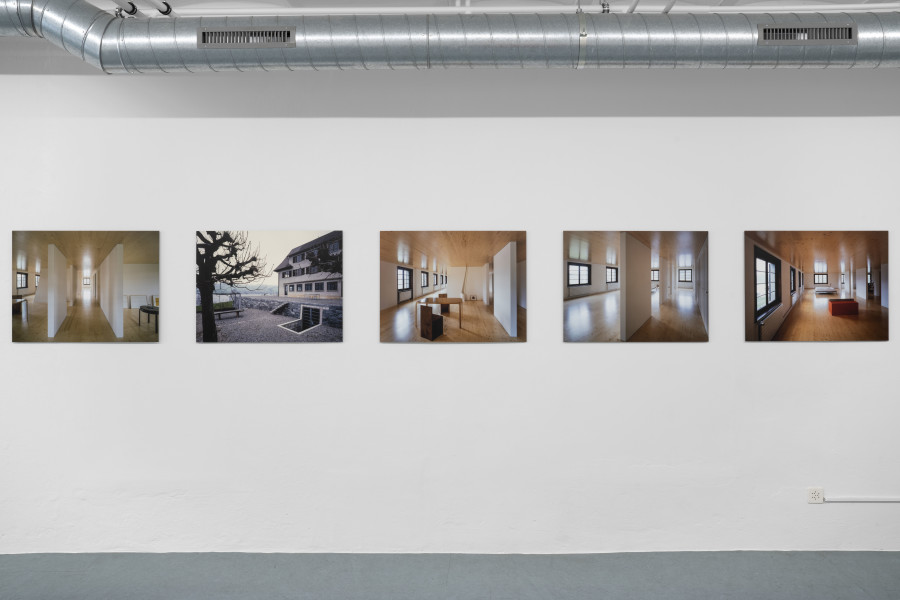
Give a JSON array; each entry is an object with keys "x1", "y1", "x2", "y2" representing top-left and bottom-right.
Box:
[
  {"x1": 628, "y1": 231, "x2": 708, "y2": 265},
  {"x1": 746, "y1": 231, "x2": 888, "y2": 272},
  {"x1": 12, "y1": 231, "x2": 160, "y2": 272},
  {"x1": 564, "y1": 231, "x2": 621, "y2": 265},
  {"x1": 381, "y1": 231, "x2": 526, "y2": 268}
]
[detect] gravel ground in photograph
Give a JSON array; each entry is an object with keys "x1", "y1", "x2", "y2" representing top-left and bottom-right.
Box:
[{"x1": 196, "y1": 308, "x2": 342, "y2": 343}]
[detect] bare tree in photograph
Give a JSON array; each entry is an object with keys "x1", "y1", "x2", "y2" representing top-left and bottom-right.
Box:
[{"x1": 196, "y1": 231, "x2": 270, "y2": 343}]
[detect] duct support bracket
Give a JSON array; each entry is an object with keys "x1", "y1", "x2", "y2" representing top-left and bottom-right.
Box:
[{"x1": 115, "y1": 1, "x2": 137, "y2": 17}]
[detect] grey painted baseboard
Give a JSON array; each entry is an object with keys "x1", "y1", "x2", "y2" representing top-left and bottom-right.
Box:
[{"x1": 1, "y1": 552, "x2": 899, "y2": 600}]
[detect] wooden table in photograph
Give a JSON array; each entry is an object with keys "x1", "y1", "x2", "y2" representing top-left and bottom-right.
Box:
[
  {"x1": 139, "y1": 305, "x2": 159, "y2": 333},
  {"x1": 415, "y1": 298, "x2": 462, "y2": 329}
]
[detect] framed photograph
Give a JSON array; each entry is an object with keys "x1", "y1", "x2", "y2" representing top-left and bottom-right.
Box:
[
  {"x1": 12, "y1": 231, "x2": 160, "y2": 343},
  {"x1": 563, "y1": 231, "x2": 709, "y2": 343},
  {"x1": 196, "y1": 230, "x2": 343, "y2": 343},
  {"x1": 745, "y1": 231, "x2": 888, "y2": 342},
  {"x1": 380, "y1": 231, "x2": 526, "y2": 343}
]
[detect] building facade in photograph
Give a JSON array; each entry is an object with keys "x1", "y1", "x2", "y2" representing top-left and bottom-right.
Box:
[{"x1": 274, "y1": 231, "x2": 343, "y2": 300}]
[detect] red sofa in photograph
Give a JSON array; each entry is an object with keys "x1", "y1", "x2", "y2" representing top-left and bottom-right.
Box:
[{"x1": 829, "y1": 299, "x2": 859, "y2": 316}]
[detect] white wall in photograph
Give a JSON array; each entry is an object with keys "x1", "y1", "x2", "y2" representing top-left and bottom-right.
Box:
[
  {"x1": 621, "y1": 232, "x2": 651, "y2": 341},
  {"x1": 46, "y1": 243, "x2": 67, "y2": 338},
  {"x1": 99, "y1": 243, "x2": 124, "y2": 338},
  {"x1": 0, "y1": 70, "x2": 898, "y2": 556},
  {"x1": 492, "y1": 241, "x2": 517, "y2": 337},
  {"x1": 124, "y1": 264, "x2": 160, "y2": 301}
]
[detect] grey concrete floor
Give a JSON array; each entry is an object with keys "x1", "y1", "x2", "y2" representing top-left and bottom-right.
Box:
[{"x1": 1, "y1": 552, "x2": 899, "y2": 600}]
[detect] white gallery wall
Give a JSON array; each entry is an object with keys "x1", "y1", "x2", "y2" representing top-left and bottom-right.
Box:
[{"x1": 0, "y1": 65, "x2": 898, "y2": 554}]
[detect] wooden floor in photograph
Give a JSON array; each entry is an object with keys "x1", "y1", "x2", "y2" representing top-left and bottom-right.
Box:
[
  {"x1": 563, "y1": 290, "x2": 620, "y2": 342},
  {"x1": 629, "y1": 289, "x2": 708, "y2": 343},
  {"x1": 563, "y1": 289, "x2": 707, "y2": 342},
  {"x1": 773, "y1": 290, "x2": 888, "y2": 342},
  {"x1": 380, "y1": 292, "x2": 526, "y2": 343},
  {"x1": 11, "y1": 299, "x2": 158, "y2": 343}
]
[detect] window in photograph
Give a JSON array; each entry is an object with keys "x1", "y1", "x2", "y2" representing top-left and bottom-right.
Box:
[
  {"x1": 397, "y1": 267, "x2": 411, "y2": 291},
  {"x1": 568, "y1": 262, "x2": 590, "y2": 286},
  {"x1": 328, "y1": 241, "x2": 340, "y2": 254},
  {"x1": 305, "y1": 283, "x2": 313, "y2": 291},
  {"x1": 421, "y1": 271, "x2": 429, "y2": 288},
  {"x1": 16, "y1": 272, "x2": 27, "y2": 289},
  {"x1": 814, "y1": 273, "x2": 828, "y2": 285},
  {"x1": 679, "y1": 269, "x2": 692, "y2": 282},
  {"x1": 755, "y1": 247, "x2": 780, "y2": 318},
  {"x1": 327, "y1": 282, "x2": 338, "y2": 291},
  {"x1": 651, "y1": 269, "x2": 659, "y2": 282},
  {"x1": 288, "y1": 284, "x2": 294, "y2": 292},
  {"x1": 606, "y1": 267, "x2": 618, "y2": 284},
  {"x1": 315, "y1": 282, "x2": 324, "y2": 291}
]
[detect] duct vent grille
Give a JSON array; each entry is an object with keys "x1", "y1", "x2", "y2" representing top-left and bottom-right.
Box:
[
  {"x1": 198, "y1": 27, "x2": 296, "y2": 49},
  {"x1": 758, "y1": 25, "x2": 857, "y2": 46}
]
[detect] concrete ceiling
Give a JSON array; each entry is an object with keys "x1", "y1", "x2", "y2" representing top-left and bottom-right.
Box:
[
  {"x1": 12, "y1": 231, "x2": 160, "y2": 274},
  {"x1": 381, "y1": 231, "x2": 526, "y2": 269},
  {"x1": 745, "y1": 230, "x2": 888, "y2": 272}
]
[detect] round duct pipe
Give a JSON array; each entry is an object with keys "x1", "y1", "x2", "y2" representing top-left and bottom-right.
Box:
[{"x1": 2, "y1": 0, "x2": 900, "y2": 72}]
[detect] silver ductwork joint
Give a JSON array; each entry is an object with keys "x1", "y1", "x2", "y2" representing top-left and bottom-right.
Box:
[{"x1": 2, "y1": 0, "x2": 900, "y2": 72}]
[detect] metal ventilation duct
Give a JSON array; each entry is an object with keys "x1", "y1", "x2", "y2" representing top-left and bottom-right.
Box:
[{"x1": 2, "y1": 0, "x2": 900, "y2": 72}]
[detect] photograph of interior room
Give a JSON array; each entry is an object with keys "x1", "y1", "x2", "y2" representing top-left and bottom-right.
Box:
[
  {"x1": 380, "y1": 231, "x2": 526, "y2": 343},
  {"x1": 12, "y1": 231, "x2": 160, "y2": 342},
  {"x1": 745, "y1": 231, "x2": 889, "y2": 342},
  {"x1": 564, "y1": 231, "x2": 709, "y2": 343}
]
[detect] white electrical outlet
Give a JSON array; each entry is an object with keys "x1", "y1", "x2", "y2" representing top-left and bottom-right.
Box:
[{"x1": 807, "y1": 487, "x2": 825, "y2": 504}]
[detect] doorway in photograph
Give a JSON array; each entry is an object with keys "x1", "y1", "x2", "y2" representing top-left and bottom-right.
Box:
[{"x1": 563, "y1": 231, "x2": 709, "y2": 343}]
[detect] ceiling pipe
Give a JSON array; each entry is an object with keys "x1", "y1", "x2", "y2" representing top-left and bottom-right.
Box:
[
  {"x1": 2, "y1": 0, "x2": 900, "y2": 72},
  {"x1": 167, "y1": 3, "x2": 900, "y2": 16}
]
